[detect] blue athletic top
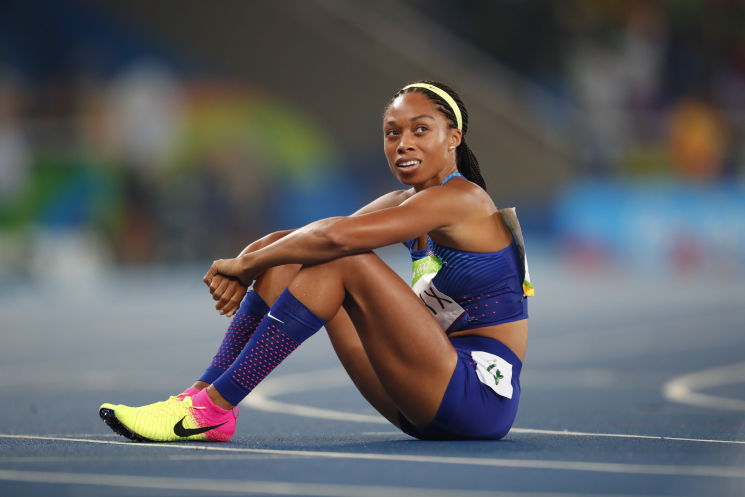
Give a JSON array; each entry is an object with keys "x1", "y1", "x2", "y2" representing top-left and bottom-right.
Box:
[
  {"x1": 404, "y1": 172, "x2": 529, "y2": 333},
  {"x1": 405, "y1": 237, "x2": 528, "y2": 333}
]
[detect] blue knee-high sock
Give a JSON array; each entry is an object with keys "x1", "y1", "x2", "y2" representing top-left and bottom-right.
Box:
[
  {"x1": 198, "y1": 290, "x2": 269, "y2": 384},
  {"x1": 212, "y1": 289, "x2": 326, "y2": 406}
]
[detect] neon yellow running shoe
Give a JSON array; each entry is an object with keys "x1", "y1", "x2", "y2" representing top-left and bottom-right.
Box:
[{"x1": 99, "y1": 389, "x2": 239, "y2": 442}]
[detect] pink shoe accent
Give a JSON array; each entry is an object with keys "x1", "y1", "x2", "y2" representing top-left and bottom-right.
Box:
[
  {"x1": 190, "y1": 389, "x2": 239, "y2": 442},
  {"x1": 178, "y1": 387, "x2": 201, "y2": 399}
]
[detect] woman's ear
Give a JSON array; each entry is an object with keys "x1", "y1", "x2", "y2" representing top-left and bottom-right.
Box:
[{"x1": 449, "y1": 129, "x2": 463, "y2": 150}]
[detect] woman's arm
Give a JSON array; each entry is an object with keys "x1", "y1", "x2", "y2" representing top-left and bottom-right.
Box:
[
  {"x1": 205, "y1": 185, "x2": 470, "y2": 287},
  {"x1": 206, "y1": 189, "x2": 416, "y2": 316},
  {"x1": 350, "y1": 188, "x2": 413, "y2": 216},
  {"x1": 236, "y1": 189, "x2": 411, "y2": 257},
  {"x1": 237, "y1": 229, "x2": 295, "y2": 257}
]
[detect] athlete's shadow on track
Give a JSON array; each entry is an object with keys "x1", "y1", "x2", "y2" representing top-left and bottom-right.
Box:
[{"x1": 232, "y1": 435, "x2": 527, "y2": 454}]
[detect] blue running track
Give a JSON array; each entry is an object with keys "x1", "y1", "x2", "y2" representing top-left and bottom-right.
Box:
[{"x1": 1, "y1": 246, "x2": 744, "y2": 497}]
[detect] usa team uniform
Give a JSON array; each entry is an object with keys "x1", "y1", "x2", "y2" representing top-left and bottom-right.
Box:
[{"x1": 398, "y1": 172, "x2": 532, "y2": 440}]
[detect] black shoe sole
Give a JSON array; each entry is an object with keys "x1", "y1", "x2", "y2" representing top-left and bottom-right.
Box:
[{"x1": 99, "y1": 408, "x2": 154, "y2": 443}]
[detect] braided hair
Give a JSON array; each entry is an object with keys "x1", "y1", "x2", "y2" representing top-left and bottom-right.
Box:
[{"x1": 386, "y1": 81, "x2": 487, "y2": 191}]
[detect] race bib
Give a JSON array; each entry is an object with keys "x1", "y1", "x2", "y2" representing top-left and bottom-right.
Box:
[
  {"x1": 411, "y1": 255, "x2": 465, "y2": 331},
  {"x1": 471, "y1": 350, "x2": 513, "y2": 399}
]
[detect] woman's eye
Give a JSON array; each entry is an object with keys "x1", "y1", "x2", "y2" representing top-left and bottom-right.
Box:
[
  {"x1": 385, "y1": 129, "x2": 399, "y2": 137},
  {"x1": 415, "y1": 126, "x2": 428, "y2": 133}
]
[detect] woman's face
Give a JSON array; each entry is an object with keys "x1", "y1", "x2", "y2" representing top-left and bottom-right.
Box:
[{"x1": 383, "y1": 91, "x2": 461, "y2": 189}]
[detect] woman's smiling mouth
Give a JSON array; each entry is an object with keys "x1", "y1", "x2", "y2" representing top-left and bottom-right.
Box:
[{"x1": 396, "y1": 159, "x2": 422, "y2": 171}]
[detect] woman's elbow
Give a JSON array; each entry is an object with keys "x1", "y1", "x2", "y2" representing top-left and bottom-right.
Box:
[{"x1": 321, "y1": 222, "x2": 357, "y2": 255}]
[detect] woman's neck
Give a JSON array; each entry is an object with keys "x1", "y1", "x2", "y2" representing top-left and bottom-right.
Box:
[{"x1": 414, "y1": 166, "x2": 459, "y2": 192}]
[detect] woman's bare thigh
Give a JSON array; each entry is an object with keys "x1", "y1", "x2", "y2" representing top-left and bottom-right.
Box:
[
  {"x1": 325, "y1": 309, "x2": 401, "y2": 426},
  {"x1": 290, "y1": 253, "x2": 457, "y2": 426}
]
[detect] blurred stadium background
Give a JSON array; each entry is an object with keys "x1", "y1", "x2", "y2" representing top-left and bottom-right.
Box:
[
  {"x1": 1, "y1": 0, "x2": 744, "y2": 286},
  {"x1": 2, "y1": 0, "x2": 745, "y2": 292}
]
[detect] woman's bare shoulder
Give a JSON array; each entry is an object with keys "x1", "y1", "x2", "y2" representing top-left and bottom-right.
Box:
[{"x1": 454, "y1": 179, "x2": 497, "y2": 214}]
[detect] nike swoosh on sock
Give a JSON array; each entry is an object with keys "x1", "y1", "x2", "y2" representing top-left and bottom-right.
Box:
[{"x1": 267, "y1": 311, "x2": 285, "y2": 324}]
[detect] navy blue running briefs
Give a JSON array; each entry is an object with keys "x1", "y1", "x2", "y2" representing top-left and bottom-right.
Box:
[{"x1": 398, "y1": 335, "x2": 522, "y2": 440}]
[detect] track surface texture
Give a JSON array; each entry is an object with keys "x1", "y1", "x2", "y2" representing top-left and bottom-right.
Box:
[{"x1": 2, "y1": 246, "x2": 744, "y2": 497}]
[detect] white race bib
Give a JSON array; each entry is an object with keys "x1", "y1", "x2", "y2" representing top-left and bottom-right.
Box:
[
  {"x1": 412, "y1": 272, "x2": 466, "y2": 332},
  {"x1": 471, "y1": 350, "x2": 513, "y2": 399}
]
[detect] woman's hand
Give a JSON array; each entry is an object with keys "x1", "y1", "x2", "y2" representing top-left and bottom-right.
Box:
[
  {"x1": 203, "y1": 257, "x2": 250, "y2": 283},
  {"x1": 205, "y1": 273, "x2": 247, "y2": 317},
  {"x1": 203, "y1": 257, "x2": 259, "y2": 317}
]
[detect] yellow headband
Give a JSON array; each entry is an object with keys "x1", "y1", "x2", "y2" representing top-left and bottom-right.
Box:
[{"x1": 402, "y1": 83, "x2": 462, "y2": 130}]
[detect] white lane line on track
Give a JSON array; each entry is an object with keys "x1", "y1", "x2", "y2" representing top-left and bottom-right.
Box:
[
  {"x1": 510, "y1": 428, "x2": 745, "y2": 445},
  {"x1": 0, "y1": 454, "x2": 291, "y2": 463},
  {"x1": 248, "y1": 367, "x2": 385, "y2": 424},
  {"x1": 0, "y1": 469, "x2": 592, "y2": 497},
  {"x1": 663, "y1": 360, "x2": 745, "y2": 411},
  {"x1": 1, "y1": 434, "x2": 744, "y2": 479},
  {"x1": 245, "y1": 368, "x2": 745, "y2": 445}
]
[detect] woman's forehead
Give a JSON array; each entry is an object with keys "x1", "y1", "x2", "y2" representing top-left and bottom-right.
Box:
[{"x1": 384, "y1": 92, "x2": 438, "y2": 120}]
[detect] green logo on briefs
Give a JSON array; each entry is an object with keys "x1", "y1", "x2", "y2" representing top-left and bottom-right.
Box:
[{"x1": 486, "y1": 364, "x2": 504, "y2": 385}]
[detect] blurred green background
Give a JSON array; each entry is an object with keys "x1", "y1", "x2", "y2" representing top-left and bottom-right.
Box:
[{"x1": 1, "y1": 0, "x2": 744, "y2": 289}]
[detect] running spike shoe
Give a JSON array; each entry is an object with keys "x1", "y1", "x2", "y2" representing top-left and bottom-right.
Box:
[{"x1": 99, "y1": 389, "x2": 239, "y2": 442}]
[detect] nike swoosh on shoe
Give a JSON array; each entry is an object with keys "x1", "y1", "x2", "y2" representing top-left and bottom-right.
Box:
[{"x1": 173, "y1": 417, "x2": 227, "y2": 437}]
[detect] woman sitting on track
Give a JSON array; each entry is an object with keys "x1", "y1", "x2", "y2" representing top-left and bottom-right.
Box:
[{"x1": 99, "y1": 81, "x2": 533, "y2": 442}]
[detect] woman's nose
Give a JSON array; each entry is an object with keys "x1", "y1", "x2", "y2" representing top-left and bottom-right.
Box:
[{"x1": 397, "y1": 134, "x2": 415, "y2": 154}]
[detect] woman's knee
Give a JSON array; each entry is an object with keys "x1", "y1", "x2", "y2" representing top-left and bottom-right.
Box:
[
  {"x1": 254, "y1": 263, "x2": 302, "y2": 306},
  {"x1": 328, "y1": 251, "x2": 382, "y2": 280},
  {"x1": 293, "y1": 251, "x2": 378, "y2": 282},
  {"x1": 318, "y1": 251, "x2": 378, "y2": 269}
]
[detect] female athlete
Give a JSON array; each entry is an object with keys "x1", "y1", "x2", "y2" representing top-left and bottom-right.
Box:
[{"x1": 99, "y1": 81, "x2": 532, "y2": 441}]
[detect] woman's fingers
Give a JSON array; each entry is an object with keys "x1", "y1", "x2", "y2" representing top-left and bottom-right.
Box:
[
  {"x1": 222, "y1": 281, "x2": 242, "y2": 316},
  {"x1": 211, "y1": 276, "x2": 231, "y2": 302},
  {"x1": 203, "y1": 262, "x2": 220, "y2": 286},
  {"x1": 223, "y1": 297, "x2": 241, "y2": 317},
  {"x1": 213, "y1": 278, "x2": 232, "y2": 311},
  {"x1": 215, "y1": 279, "x2": 247, "y2": 316},
  {"x1": 205, "y1": 260, "x2": 250, "y2": 316},
  {"x1": 227, "y1": 281, "x2": 248, "y2": 315}
]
